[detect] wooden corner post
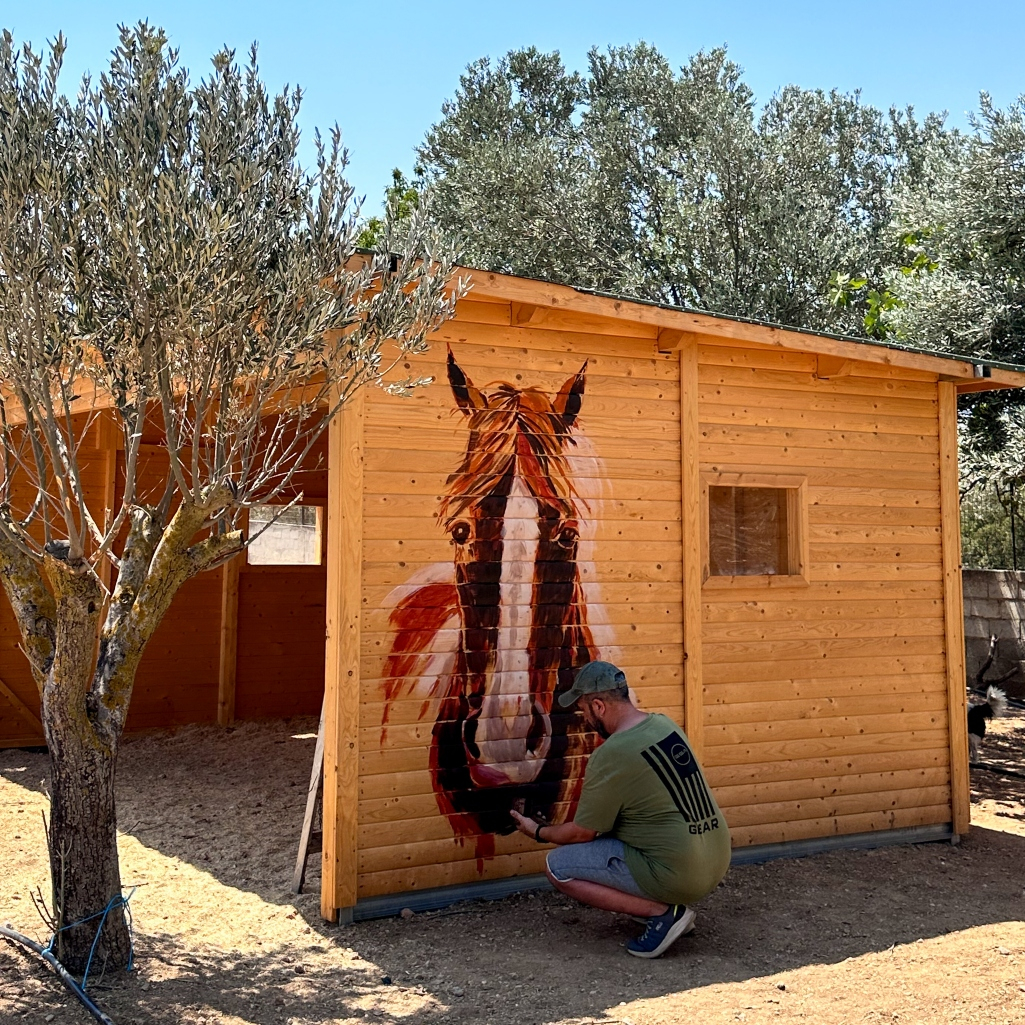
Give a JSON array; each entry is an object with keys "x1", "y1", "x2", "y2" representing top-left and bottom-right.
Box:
[
  {"x1": 938, "y1": 381, "x2": 969, "y2": 835},
  {"x1": 680, "y1": 337, "x2": 704, "y2": 758},
  {"x1": 217, "y1": 555, "x2": 241, "y2": 726},
  {"x1": 321, "y1": 389, "x2": 364, "y2": 922}
]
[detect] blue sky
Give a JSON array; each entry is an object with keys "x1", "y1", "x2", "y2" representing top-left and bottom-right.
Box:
[{"x1": 8, "y1": 2, "x2": 1025, "y2": 213}]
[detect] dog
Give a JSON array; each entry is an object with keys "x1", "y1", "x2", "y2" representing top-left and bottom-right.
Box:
[{"x1": 967, "y1": 686, "x2": 1008, "y2": 762}]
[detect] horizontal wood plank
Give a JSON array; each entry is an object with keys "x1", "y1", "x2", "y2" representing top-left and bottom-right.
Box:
[
  {"x1": 728, "y1": 803, "x2": 951, "y2": 848},
  {"x1": 704, "y1": 672, "x2": 945, "y2": 707},
  {"x1": 702, "y1": 616, "x2": 943, "y2": 643},
  {"x1": 704, "y1": 689, "x2": 948, "y2": 727},
  {"x1": 705, "y1": 708, "x2": 947, "y2": 747},
  {"x1": 704, "y1": 746, "x2": 948, "y2": 788},
  {"x1": 702, "y1": 727, "x2": 950, "y2": 767},
  {"x1": 721, "y1": 783, "x2": 952, "y2": 828},
  {"x1": 700, "y1": 401, "x2": 938, "y2": 438},
  {"x1": 714, "y1": 765, "x2": 950, "y2": 808}
]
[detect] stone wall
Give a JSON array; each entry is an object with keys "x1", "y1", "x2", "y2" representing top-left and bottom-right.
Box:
[{"x1": 963, "y1": 569, "x2": 1025, "y2": 698}]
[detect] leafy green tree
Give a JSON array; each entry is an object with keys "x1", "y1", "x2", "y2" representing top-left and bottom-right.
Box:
[
  {"x1": 961, "y1": 484, "x2": 1022, "y2": 570},
  {"x1": 357, "y1": 167, "x2": 422, "y2": 248},
  {"x1": 878, "y1": 97, "x2": 1025, "y2": 490},
  {"x1": 887, "y1": 96, "x2": 1025, "y2": 361},
  {"x1": 827, "y1": 232, "x2": 939, "y2": 339},
  {"x1": 417, "y1": 44, "x2": 944, "y2": 334},
  {"x1": 0, "y1": 24, "x2": 453, "y2": 972}
]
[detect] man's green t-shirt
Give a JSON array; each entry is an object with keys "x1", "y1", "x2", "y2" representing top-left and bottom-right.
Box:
[{"x1": 573, "y1": 713, "x2": 731, "y2": 905}]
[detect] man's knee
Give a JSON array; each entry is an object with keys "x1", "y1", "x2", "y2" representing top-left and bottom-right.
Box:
[{"x1": 545, "y1": 860, "x2": 571, "y2": 893}]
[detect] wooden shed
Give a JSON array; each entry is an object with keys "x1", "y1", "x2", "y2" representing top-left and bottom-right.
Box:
[{"x1": 2, "y1": 265, "x2": 1023, "y2": 924}]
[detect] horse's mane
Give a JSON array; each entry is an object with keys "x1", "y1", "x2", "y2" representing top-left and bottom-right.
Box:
[{"x1": 438, "y1": 384, "x2": 581, "y2": 526}]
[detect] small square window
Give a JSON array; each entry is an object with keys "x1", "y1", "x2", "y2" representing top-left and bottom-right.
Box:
[
  {"x1": 246, "y1": 504, "x2": 323, "y2": 566},
  {"x1": 703, "y1": 474, "x2": 807, "y2": 585},
  {"x1": 708, "y1": 486, "x2": 789, "y2": 576}
]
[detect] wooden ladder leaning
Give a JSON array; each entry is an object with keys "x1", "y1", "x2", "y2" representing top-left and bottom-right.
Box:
[{"x1": 292, "y1": 701, "x2": 325, "y2": 894}]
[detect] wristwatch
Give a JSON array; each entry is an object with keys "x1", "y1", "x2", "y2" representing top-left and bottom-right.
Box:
[{"x1": 534, "y1": 822, "x2": 545, "y2": 843}]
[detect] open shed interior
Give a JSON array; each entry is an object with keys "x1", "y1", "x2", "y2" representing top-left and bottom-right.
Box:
[{"x1": 0, "y1": 423, "x2": 329, "y2": 746}]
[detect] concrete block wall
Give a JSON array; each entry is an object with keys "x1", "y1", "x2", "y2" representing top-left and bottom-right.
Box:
[{"x1": 963, "y1": 569, "x2": 1025, "y2": 698}]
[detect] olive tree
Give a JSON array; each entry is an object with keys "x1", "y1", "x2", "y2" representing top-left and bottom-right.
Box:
[{"x1": 0, "y1": 25, "x2": 455, "y2": 971}]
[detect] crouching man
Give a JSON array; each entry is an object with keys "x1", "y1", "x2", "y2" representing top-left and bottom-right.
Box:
[{"x1": 511, "y1": 661, "x2": 730, "y2": 958}]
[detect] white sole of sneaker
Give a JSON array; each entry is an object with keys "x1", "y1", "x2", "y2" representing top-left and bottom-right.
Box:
[{"x1": 627, "y1": 907, "x2": 697, "y2": 958}]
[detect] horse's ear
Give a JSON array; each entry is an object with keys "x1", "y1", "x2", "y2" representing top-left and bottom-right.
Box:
[
  {"x1": 554, "y1": 361, "x2": 587, "y2": 430},
  {"x1": 447, "y1": 347, "x2": 485, "y2": 414}
]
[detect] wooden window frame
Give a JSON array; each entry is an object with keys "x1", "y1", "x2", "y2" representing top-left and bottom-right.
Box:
[
  {"x1": 700, "y1": 471, "x2": 809, "y2": 588},
  {"x1": 242, "y1": 504, "x2": 327, "y2": 572}
]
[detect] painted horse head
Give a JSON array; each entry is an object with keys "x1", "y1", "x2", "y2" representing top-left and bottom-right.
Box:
[{"x1": 382, "y1": 348, "x2": 600, "y2": 837}]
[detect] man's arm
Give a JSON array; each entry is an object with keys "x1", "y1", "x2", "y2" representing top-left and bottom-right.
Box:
[{"x1": 510, "y1": 809, "x2": 597, "y2": 845}]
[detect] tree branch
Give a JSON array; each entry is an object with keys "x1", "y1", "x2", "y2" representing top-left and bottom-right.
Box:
[{"x1": 0, "y1": 508, "x2": 55, "y2": 695}]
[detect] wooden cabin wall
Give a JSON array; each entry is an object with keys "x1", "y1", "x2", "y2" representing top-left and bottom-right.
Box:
[
  {"x1": 696, "y1": 340, "x2": 952, "y2": 847},
  {"x1": 354, "y1": 300, "x2": 686, "y2": 900}
]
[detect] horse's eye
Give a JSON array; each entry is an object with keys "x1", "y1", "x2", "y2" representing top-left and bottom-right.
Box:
[
  {"x1": 451, "y1": 521, "x2": 471, "y2": 545},
  {"x1": 557, "y1": 524, "x2": 579, "y2": 549}
]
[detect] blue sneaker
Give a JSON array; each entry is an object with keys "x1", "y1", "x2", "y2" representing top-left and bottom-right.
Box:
[{"x1": 626, "y1": 904, "x2": 696, "y2": 958}]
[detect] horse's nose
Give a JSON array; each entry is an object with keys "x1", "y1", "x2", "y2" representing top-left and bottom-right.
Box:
[{"x1": 463, "y1": 694, "x2": 552, "y2": 787}]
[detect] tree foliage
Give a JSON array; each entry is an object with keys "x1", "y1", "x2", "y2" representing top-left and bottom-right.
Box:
[
  {"x1": 886, "y1": 96, "x2": 1025, "y2": 360},
  {"x1": 880, "y1": 97, "x2": 1025, "y2": 488},
  {"x1": 0, "y1": 23, "x2": 454, "y2": 970},
  {"x1": 961, "y1": 484, "x2": 1023, "y2": 570},
  {"x1": 357, "y1": 168, "x2": 421, "y2": 248},
  {"x1": 416, "y1": 44, "x2": 944, "y2": 335}
]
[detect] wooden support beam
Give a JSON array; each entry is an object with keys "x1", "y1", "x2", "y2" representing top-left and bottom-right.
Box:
[
  {"x1": 657, "y1": 328, "x2": 687, "y2": 353},
  {"x1": 956, "y1": 379, "x2": 1019, "y2": 395},
  {"x1": 510, "y1": 301, "x2": 543, "y2": 326},
  {"x1": 814, "y1": 354, "x2": 853, "y2": 379},
  {"x1": 680, "y1": 341, "x2": 704, "y2": 759},
  {"x1": 217, "y1": 554, "x2": 241, "y2": 727},
  {"x1": 938, "y1": 381, "x2": 969, "y2": 836},
  {"x1": 292, "y1": 700, "x2": 326, "y2": 893},
  {"x1": 321, "y1": 389, "x2": 364, "y2": 922},
  {"x1": 0, "y1": 676, "x2": 42, "y2": 735}
]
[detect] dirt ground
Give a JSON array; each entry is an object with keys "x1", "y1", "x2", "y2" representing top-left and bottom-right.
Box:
[{"x1": 3, "y1": 716, "x2": 1025, "y2": 1025}]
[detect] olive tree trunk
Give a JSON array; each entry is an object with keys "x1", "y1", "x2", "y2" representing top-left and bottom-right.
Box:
[{"x1": 0, "y1": 489, "x2": 240, "y2": 972}]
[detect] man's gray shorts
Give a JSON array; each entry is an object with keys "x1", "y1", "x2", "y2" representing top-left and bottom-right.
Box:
[{"x1": 546, "y1": 838, "x2": 648, "y2": 898}]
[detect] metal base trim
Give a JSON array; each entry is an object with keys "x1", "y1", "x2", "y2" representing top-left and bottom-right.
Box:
[
  {"x1": 349, "y1": 872, "x2": 552, "y2": 922},
  {"x1": 341, "y1": 822, "x2": 954, "y2": 922},
  {"x1": 729, "y1": 822, "x2": 954, "y2": 865}
]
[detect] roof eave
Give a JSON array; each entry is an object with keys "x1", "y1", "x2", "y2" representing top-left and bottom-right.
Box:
[{"x1": 459, "y1": 267, "x2": 1025, "y2": 393}]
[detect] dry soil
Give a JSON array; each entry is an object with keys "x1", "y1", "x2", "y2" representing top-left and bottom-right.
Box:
[{"x1": 3, "y1": 715, "x2": 1025, "y2": 1025}]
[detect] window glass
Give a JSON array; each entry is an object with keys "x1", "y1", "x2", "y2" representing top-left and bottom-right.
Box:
[
  {"x1": 708, "y1": 486, "x2": 789, "y2": 576},
  {"x1": 247, "y1": 504, "x2": 322, "y2": 565}
]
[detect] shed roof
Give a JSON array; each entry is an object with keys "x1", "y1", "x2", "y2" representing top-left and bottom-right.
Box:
[{"x1": 458, "y1": 266, "x2": 1025, "y2": 394}]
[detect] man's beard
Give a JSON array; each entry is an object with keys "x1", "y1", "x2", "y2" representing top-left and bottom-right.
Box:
[{"x1": 585, "y1": 708, "x2": 610, "y2": 739}]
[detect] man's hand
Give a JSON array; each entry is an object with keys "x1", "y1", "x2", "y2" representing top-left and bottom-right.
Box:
[{"x1": 510, "y1": 809, "x2": 538, "y2": 838}]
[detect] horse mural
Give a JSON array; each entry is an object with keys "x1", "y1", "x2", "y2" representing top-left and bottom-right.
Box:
[{"x1": 382, "y1": 348, "x2": 614, "y2": 844}]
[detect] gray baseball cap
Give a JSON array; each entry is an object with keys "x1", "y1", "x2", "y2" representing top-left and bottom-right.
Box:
[{"x1": 558, "y1": 660, "x2": 627, "y2": 707}]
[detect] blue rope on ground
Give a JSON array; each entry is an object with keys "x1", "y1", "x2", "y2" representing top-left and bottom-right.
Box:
[{"x1": 44, "y1": 886, "x2": 136, "y2": 991}]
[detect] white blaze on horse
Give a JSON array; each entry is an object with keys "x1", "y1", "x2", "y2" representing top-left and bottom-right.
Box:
[{"x1": 382, "y1": 348, "x2": 614, "y2": 840}]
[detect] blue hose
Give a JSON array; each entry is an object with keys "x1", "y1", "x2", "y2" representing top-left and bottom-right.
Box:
[{"x1": 0, "y1": 923, "x2": 116, "y2": 1025}]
